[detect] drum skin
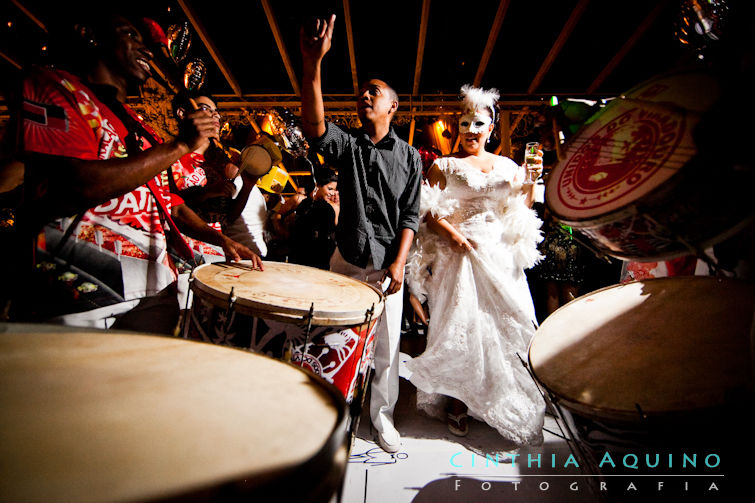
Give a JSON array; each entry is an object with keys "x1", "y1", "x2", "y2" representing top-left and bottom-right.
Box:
[
  {"x1": 0, "y1": 324, "x2": 347, "y2": 503},
  {"x1": 529, "y1": 276, "x2": 755, "y2": 424},
  {"x1": 190, "y1": 261, "x2": 384, "y2": 326},
  {"x1": 546, "y1": 70, "x2": 755, "y2": 261}
]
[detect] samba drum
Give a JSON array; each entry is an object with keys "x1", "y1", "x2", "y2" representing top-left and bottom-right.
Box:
[
  {"x1": 185, "y1": 261, "x2": 384, "y2": 404},
  {"x1": 0, "y1": 323, "x2": 347, "y2": 503},
  {"x1": 546, "y1": 70, "x2": 754, "y2": 261},
  {"x1": 529, "y1": 276, "x2": 754, "y2": 466}
]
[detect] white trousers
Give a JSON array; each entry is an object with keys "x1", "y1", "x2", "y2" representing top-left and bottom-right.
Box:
[{"x1": 330, "y1": 248, "x2": 404, "y2": 435}]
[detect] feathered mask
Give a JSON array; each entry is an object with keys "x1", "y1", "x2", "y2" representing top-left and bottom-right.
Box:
[{"x1": 460, "y1": 84, "x2": 499, "y2": 123}]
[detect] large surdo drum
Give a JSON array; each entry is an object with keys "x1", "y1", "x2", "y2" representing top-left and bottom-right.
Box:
[
  {"x1": 546, "y1": 70, "x2": 754, "y2": 261},
  {"x1": 186, "y1": 261, "x2": 384, "y2": 404},
  {"x1": 530, "y1": 276, "x2": 754, "y2": 424},
  {"x1": 0, "y1": 324, "x2": 347, "y2": 502},
  {"x1": 529, "y1": 276, "x2": 754, "y2": 488}
]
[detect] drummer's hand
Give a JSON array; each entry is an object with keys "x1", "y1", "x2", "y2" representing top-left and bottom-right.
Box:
[
  {"x1": 382, "y1": 261, "x2": 405, "y2": 296},
  {"x1": 221, "y1": 237, "x2": 264, "y2": 270},
  {"x1": 204, "y1": 178, "x2": 237, "y2": 199},
  {"x1": 300, "y1": 14, "x2": 336, "y2": 62}
]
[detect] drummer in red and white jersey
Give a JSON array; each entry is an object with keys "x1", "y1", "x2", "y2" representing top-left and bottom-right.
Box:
[
  {"x1": 15, "y1": 9, "x2": 260, "y2": 331},
  {"x1": 169, "y1": 91, "x2": 265, "y2": 262}
]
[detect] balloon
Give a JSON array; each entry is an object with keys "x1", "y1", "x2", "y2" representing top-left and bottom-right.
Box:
[
  {"x1": 167, "y1": 21, "x2": 192, "y2": 63},
  {"x1": 675, "y1": 0, "x2": 729, "y2": 55},
  {"x1": 268, "y1": 108, "x2": 309, "y2": 158},
  {"x1": 183, "y1": 58, "x2": 206, "y2": 91}
]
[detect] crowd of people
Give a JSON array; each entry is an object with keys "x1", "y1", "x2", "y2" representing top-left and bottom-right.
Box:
[{"x1": 0, "y1": 8, "x2": 643, "y2": 455}]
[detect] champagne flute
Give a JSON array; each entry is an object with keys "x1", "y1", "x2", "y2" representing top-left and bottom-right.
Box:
[{"x1": 523, "y1": 142, "x2": 543, "y2": 184}]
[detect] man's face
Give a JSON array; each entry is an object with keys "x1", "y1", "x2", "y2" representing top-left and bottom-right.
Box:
[
  {"x1": 193, "y1": 96, "x2": 221, "y2": 134},
  {"x1": 356, "y1": 79, "x2": 397, "y2": 124},
  {"x1": 103, "y1": 17, "x2": 154, "y2": 84}
]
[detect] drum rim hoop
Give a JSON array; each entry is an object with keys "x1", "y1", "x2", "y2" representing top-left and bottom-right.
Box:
[
  {"x1": 190, "y1": 262, "x2": 385, "y2": 326},
  {"x1": 0, "y1": 324, "x2": 350, "y2": 501}
]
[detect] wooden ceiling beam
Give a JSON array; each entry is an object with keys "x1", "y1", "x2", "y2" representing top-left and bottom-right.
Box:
[
  {"x1": 0, "y1": 50, "x2": 22, "y2": 70},
  {"x1": 177, "y1": 0, "x2": 243, "y2": 97},
  {"x1": 528, "y1": 0, "x2": 590, "y2": 94},
  {"x1": 342, "y1": 0, "x2": 359, "y2": 95},
  {"x1": 412, "y1": 0, "x2": 431, "y2": 96},
  {"x1": 261, "y1": 0, "x2": 300, "y2": 96},
  {"x1": 473, "y1": 0, "x2": 511, "y2": 87},
  {"x1": 10, "y1": 0, "x2": 47, "y2": 32},
  {"x1": 587, "y1": 1, "x2": 667, "y2": 94}
]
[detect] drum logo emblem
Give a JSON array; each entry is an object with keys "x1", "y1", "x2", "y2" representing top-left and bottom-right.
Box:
[{"x1": 556, "y1": 105, "x2": 686, "y2": 211}]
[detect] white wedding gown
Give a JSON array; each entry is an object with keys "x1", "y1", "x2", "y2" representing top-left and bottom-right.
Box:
[{"x1": 406, "y1": 155, "x2": 545, "y2": 445}]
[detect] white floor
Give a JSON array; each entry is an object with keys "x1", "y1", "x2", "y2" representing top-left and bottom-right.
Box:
[
  {"x1": 339, "y1": 353, "x2": 595, "y2": 503},
  {"x1": 337, "y1": 350, "x2": 742, "y2": 503}
]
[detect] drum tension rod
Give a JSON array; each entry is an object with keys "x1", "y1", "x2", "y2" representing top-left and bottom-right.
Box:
[
  {"x1": 355, "y1": 303, "x2": 376, "y2": 380},
  {"x1": 185, "y1": 276, "x2": 194, "y2": 312},
  {"x1": 635, "y1": 403, "x2": 648, "y2": 421},
  {"x1": 349, "y1": 302, "x2": 377, "y2": 441},
  {"x1": 176, "y1": 275, "x2": 195, "y2": 339},
  {"x1": 223, "y1": 287, "x2": 237, "y2": 333},
  {"x1": 300, "y1": 303, "x2": 315, "y2": 363},
  {"x1": 226, "y1": 287, "x2": 237, "y2": 311}
]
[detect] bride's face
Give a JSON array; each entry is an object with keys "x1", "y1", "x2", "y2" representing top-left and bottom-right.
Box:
[{"x1": 458, "y1": 108, "x2": 494, "y2": 154}]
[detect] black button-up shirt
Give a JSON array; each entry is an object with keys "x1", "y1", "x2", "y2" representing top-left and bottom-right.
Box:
[{"x1": 310, "y1": 122, "x2": 422, "y2": 269}]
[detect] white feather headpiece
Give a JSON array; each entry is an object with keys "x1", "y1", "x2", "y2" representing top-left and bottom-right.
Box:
[{"x1": 460, "y1": 84, "x2": 499, "y2": 122}]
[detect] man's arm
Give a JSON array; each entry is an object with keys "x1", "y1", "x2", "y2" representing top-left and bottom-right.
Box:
[
  {"x1": 383, "y1": 149, "x2": 424, "y2": 295},
  {"x1": 27, "y1": 109, "x2": 218, "y2": 217},
  {"x1": 226, "y1": 172, "x2": 260, "y2": 224},
  {"x1": 171, "y1": 203, "x2": 263, "y2": 269},
  {"x1": 384, "y1": 228, "x2": 414, "y2": 296},
  {"x1": 300, "y1": 15, "x2": 335, "y2": 139}
]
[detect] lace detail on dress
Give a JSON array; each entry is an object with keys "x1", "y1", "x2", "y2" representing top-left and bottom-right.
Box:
[{"x1": 406, "y1": 155, "x2": 545, "y2": 446}]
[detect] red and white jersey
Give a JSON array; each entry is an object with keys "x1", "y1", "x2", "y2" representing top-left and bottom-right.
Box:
[
  {"x1": 171, "y1": 152, "x2": 208, "y2": 191},
  {"x1": 23, "y1": 67, "x2": 178, "y2": 302}
]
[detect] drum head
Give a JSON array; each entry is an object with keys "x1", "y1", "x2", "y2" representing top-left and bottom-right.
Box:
[
  {"x1": 546, "y1": 71, "x2": 720, "y2": 221},
  {"x1": 0, "y1": 324, "x2": 347, "y2": 502},
  {"x1": 240, "y1": 144, "x2": 273, "y2": 177},
  {"x1": 191, "y1": 261, "x2": 384, "y2": 326},
  {"x1": 529, "y1": 276, "x2": 755, "y2": 423}
]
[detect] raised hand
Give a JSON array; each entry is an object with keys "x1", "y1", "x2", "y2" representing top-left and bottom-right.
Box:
[{"x1": 300, "y1": 14, "x2": 336, "y2": 63}]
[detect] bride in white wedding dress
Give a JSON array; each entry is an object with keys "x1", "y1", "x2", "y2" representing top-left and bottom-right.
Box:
[{"x1": 406, "y1": 85, "x2": 545, "y2": 445}]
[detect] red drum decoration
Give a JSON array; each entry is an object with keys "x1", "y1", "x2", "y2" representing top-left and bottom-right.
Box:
[{"x1": 546, "y1": 70, "x2": 752, "y2": 261}]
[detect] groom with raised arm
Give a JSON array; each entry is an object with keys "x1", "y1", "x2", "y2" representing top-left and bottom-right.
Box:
[{"x1": 299, "y1": 15, "x2": 422, "y2": 453}]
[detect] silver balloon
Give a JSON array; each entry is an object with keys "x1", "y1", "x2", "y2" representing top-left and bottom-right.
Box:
[
  {"x1": 675, "y1": 0, "x2": 729, "y2": 55},
  {"x1": 183, "y1": 58, "x2": 206, "y2": 91},
  {"x1": 167, "y1": 21, "x2": 192, "y2": 63}
]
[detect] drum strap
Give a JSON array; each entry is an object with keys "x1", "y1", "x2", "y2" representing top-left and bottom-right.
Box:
[
  {"x1": 50, "y1": 213, "x2": 84, "y2": 258},
  {"x1": 145, "y1": 178, "x2": 196, "y2": 263}
]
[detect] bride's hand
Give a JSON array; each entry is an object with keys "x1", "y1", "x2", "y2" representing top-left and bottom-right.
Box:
[{"x1": 449, "y1": 232, "x2": 474, "y2": 252}]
